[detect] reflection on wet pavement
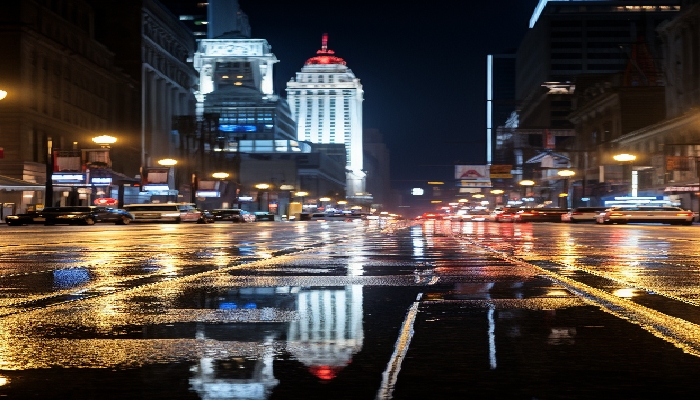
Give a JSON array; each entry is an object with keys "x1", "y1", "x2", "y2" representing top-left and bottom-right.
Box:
[{"x1": 0, "y1": 221, "x2": 700, "y2": 398}]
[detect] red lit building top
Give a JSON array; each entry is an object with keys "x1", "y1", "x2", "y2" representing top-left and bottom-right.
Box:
[{"x1": 305, "y1": 33, "x2": 346, "y2": 66}]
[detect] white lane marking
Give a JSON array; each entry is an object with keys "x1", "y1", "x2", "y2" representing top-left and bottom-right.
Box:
[{"x1": 376, "y1": 293, "x2": 422, "y2": 400}]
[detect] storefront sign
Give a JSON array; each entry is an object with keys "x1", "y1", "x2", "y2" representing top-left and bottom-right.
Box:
[{"x1": 664, "y1": 186, "x2": 700, "y2": 192}]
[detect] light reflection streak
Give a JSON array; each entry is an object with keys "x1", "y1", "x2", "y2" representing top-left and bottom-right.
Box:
[
  {"x1": 412, "y1": 237, "x2": 424, "y2": 258},
  {"x1": 488, "y1": 304, "x2": 496, "y2": 370},
  {"x1": 348, "y1": 256, "x2": 364, "y2": 276},
  {"x1": 377, "y1": 293, "x2": 422, "y2": 400},
  {"x1": 613, "y1": 288, "x2": 638, "y2": 298}
]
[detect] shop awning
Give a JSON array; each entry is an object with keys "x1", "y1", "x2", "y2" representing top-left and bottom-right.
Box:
[{"x1": 0, "y1": 175, "x2": 45, "y2": 191}]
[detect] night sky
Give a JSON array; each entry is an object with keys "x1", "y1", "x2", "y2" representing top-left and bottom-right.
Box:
[{"x1": 202, "y1": 1, "x2": 541, "y2": 190}]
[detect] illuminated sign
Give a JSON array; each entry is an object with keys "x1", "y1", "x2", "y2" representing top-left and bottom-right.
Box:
[
  {"x1": 52, "y1": 174, "x2": 84, "y2": 182},
  {"x1": 219, "y1": 124, "x2": 257, "y2": 132},
  {"x1": 195, "y1": 191, "x2": 220, "y2": 198},
  {"x1": 455, "y1": 165, "x2": 491, "y2": 188},
  {"x1": 91, "y1": 177, "x2": 112, "y2": 184},
  {"x1": 411, "y1": 188, "x2": 424, "y2": 196},
  {"x1": 143, "y1": 184, "x2": 170, "y2": 191},
  {"x1": 238, "y1": 196, "x2": 254, "y2": 201}
]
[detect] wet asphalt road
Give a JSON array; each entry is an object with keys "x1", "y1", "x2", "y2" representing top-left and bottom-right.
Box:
[{"x1": 1, "y1": 219, "x2": 700, "y2": 399}]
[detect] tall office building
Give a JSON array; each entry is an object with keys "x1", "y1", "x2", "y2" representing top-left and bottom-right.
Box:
[
  {"x1": 192, "y1": 0, "x2": 297, "y2": 145},
  {"x1": 486, "y1": 54, "x2": 517, "y2": 165},
  {"x1": 286, "y1": 34, "x2": 367, "y2": 198}
]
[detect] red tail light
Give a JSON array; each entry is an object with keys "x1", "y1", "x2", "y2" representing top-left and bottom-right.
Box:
[{"x1": 677, "y1": 212, "x2": 693, "y2": 216}]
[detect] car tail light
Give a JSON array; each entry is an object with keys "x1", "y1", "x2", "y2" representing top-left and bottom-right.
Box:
[{"x1": 677, "y1": 212, "x2": 693, "y2": 216}]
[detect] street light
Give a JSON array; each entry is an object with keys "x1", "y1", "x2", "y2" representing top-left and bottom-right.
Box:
[
  {"x1": 0, "y1": 89, "x2": 7, "y2": 100},
  {"x1": 613, "y1": 153, "x2": 637, "y2": 196},
  {"x1": 557, "y1": 170, "x2": 575, "y2": 208},
  {"x1": 158, "y1": 158, "x2": 178, "y2": 167},
  {"x1": 92, "y1": 135, "x2": 117, "y2": 148},
  {"x1": 212, "y1": 172, "x2": 229, "y2": 179}
]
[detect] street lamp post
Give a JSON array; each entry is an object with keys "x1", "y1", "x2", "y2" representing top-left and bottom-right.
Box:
[
  {"x1": 158, "y1": 158, "x2": 178, "y2": 202},
  {"x1": 519, "y1": 180, "x2": 535, "y2": 206},
  {"x1": 90, "y1": 135, "x2": 117, "y2": 206},
  {"x1": 613, "y1": 153, "x2": 637, "y2": 197},
  {"x1": 490, "y1": 189, "x2": 504, "y2": 207},
  {"x1": 294, "y1": 191, "x2": 308, "y2": 211},
  {"x1": 557, "y1": 170, "x2": 575, "y2": 208},
  {"x1": 255, "y1": 183, "x2": 271, "y2": 212},
  {"x1": 46, "y1": 136, "x2": 54, "y2": 207},
  {"x1": 319, "y1": 197, "x2": 331, "y2": 213}
]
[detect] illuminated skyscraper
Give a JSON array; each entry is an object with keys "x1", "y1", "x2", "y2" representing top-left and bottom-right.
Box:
[{"x1": 286, "y1": 34, "x2": 367, "y2": 198}]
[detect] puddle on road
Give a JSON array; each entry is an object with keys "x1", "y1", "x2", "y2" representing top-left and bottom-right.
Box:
[{"x1": 0, "y1": 275, "x2": 699, "y2": 398}]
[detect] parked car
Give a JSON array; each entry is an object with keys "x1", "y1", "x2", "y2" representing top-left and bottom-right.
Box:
[
  {"x1": 254, "y1": 211, "x2": 276, "y2": 221},
  {"x1": 210, "y1": 209, "x2": 252, "y2": 223},
  {"x1": 123, "y1": 203, "x2": 183, "y2": 223},
  {"x1": 595, "y1": 205, "x2": 694, "y2": 225},
  {"x1": 41, "y1": 206, "x2": 134, "y2": 225},
  {"x1": 197, "y1": 209, "x2": 215, "y2": 223},
  {"x1": 5, "y1": 211, "x2": 46, "y2": 226},
  {"x1": 513, "y1": 208, "x2": 569, "y2": 223},
  {"x1": 561, "y1": 207, "x2": 608, "y2": 223},
  {"x1": 176, "y1": 203, "x2": 203, "y2": 222}
]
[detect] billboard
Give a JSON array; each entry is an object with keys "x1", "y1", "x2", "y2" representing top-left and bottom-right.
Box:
[
  {"x1": 455, "y1": 165, "x2": 491, "y2": 188},
  {"x1": 489, "y1": 164, "x2": 512, "y2": 178}
]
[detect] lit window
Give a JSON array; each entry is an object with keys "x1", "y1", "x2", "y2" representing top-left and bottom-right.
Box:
[
  {"x1": 236, "y1": 75, "x2": 243, "y2": 78},
  {"x1": 222, "y1": 75, "x2": 229, "y2": 79},
  {"x1": 234, "y1": 82, "x2": 242, "y2": 86}
]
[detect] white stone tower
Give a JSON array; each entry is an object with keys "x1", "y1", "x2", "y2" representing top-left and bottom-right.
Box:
[{"x1": 286, "y1": 34, "x2": 366, "y2": 197}]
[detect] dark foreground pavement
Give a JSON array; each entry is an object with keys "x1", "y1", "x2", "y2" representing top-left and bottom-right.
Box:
[{"x1": 0, "y1": 221, "x2": 700, "y2": 399}]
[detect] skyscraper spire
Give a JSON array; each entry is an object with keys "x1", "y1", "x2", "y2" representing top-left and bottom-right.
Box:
[
  {"x1": 321, "y1": 33, "x2": 328, "y2": 52},
  {"x1": 306, "y1": 33, "x2": 345, "y2": 65}
]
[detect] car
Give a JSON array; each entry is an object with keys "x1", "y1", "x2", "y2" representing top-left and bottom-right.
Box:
[
  {"x1": 595, "y1": 205, "x2": 694, "y2": 225},
  {"x1": 210, "y1": 209, "x2": 252, "y2": 223},
  {"x1": 197, "y1": 209, "x2": 215, "y2": 223},
  {"x1": 309, "y1": 212, "x2": 329, "y2": 221},
  {"x1": 492, "y1": 207, "x2": 521, "y2": 223},
  {"x1": 420, "y1": 212, "x2": 444, "y2": 220},
  {"x1": 41, "y1": 206, "x2": 134, "y2": 225},
  {"x1": 123, "y1": 203, "x2": 183, "y2": 223},
  {"x1": 5, "y1": 211, "x2": 47, "y2": 226},
  {"x1": 513, "y1": 208, "x2": 569, "y2": 223},
  {"x1": 561, "y1": 207, "x2": 608, "y2": 223},
  {"x1": 464, "y1": 209, "x2": 490, "y2": 222},
  {"x1": 254, "y1": 211, "x2": 276, "y2": 221},
  {"x1": 176, "y1": 203, "x2": 203, "y2": 222}
]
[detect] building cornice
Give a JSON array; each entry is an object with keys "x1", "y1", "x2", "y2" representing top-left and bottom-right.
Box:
[{"x1": 613, "y1": 108, "x2": 700, "y2": 145}]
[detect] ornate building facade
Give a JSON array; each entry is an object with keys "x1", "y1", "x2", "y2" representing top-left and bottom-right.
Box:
[{"x1": 286, "y1": 34, "x2": 368, "y2": 202}]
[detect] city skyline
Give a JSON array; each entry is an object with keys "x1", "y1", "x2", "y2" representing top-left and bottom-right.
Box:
[{"x1": 232, "y1": 0, "x2": 539, "y2": 190}]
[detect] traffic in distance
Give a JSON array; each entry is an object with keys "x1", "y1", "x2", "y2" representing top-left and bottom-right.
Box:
[
  {"x1": 2, "y1": 203, "x2": 382, "y2": 226},
  {"x1": 416, "y1": 203, "x2": 699, "y2": 225},
  {"x1": 5, "y1": 202, "x2": 698, "y2": 227}
]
